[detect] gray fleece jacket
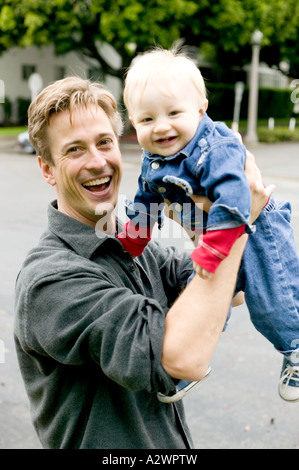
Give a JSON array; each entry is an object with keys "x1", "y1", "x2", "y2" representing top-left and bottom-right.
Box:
[{"x1": 14, "y1": 201, "x2": 194, "y2": 449}]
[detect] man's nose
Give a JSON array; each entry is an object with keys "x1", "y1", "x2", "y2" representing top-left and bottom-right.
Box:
[{"x1": 86, "y1": 146, "x2": 107, "y2": 168}]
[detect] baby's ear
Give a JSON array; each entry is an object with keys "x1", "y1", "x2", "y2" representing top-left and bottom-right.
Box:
[
  {"x1": 129, "y1": 116, "x2": 136, "y2": 128},
  {"x1": 200, "y1": 99, "x2": 209, "y2": 115}
]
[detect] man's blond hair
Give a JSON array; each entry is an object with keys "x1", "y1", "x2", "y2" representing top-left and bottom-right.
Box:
[
  {"x1": 123, "y1": 46, "x2": 207, "y2": 116},
  {"x1": 28, "y1": 76, "x2": 123, "y2": 163}
]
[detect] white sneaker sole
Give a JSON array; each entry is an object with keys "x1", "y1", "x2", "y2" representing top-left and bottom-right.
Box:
[
  {"x1": 157, "y1": 366, "x2": 211, "y2": 404},
  {"x1": 278, "y1": 385, "x2": 299, "y2": 402}
]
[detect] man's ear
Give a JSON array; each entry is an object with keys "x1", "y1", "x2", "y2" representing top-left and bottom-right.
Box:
[{"x1": 38, "y1": 156, "x2": 56, "y2": 186}]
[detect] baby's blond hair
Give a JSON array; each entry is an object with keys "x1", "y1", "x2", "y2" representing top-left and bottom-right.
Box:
[{"x1": 124, "y1": 46, "x2": 207, "y2": 115}]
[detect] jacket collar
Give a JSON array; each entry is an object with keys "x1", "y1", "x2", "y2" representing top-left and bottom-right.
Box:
[
  {"x1": 182, "y1": 113, "x2": 215, "y2": 157},
  {"x1": 47, "y1": 201, "x2": 120, "y2": 259}
]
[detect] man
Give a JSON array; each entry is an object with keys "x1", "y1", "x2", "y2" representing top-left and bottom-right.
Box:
[{"x1": 14, "y1": 77, "x2": 272, "y2": 449}]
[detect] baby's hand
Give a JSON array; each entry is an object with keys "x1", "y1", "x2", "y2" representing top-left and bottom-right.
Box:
[{"x1": 193, "y1": 261, "x2": 213, "y2": 280}]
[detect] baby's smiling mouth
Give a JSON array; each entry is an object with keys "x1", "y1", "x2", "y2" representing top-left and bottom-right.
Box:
[
  {"x1": 156, "y1": 136, "x2": 177, "y2": 144},
  {"x1": 82, "y1": 176, "x2": 111, "y2": 192}
]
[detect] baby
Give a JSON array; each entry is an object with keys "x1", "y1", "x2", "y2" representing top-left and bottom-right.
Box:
[{"x1": 117, "y1": 47, "x2": 299, "y2": 403}]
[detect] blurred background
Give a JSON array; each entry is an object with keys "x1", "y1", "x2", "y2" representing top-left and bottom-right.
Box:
[
  {"x1": 0, "y1": 0, "x2": 299, "y2": 143},
  {"x1": 0, "y1": 0, "x2": 299, "y2": 450}
]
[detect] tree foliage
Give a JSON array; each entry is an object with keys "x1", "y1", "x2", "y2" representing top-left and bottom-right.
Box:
[
  {"x1": 0, "y1": 0, "x2": 299, "y2": 79},
  {"x1": 0, "y1": 0, "x2": 199, "y2": 78},
  {"x1": 182, "y1": 0, "x2": 299, "y2": 74}
]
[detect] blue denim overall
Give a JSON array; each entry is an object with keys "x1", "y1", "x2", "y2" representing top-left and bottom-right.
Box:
[
  {"x1": 237, "y1": 197, "x2": 299, "y2": 357},
  {"x1": 125, "y1": 113, "x2": 299, "y2": 360}
]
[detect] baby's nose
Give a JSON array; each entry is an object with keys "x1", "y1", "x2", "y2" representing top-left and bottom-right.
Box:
[{"x1": 154, "y1": 120, "x2": 171, "y2": 133}]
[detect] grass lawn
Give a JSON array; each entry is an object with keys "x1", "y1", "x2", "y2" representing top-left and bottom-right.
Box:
[
  {"x1": 1, "y1": 120, "x2": 299, "y2": 143},
  {"x1": 0, "y1": 126, "x2": 27, "y2": 136},
  {"x1": 223, "y1": 119, "x2": 299, "y2": 143}
]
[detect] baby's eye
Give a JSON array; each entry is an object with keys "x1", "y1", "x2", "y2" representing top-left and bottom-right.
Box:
[
  {"x1": 169, "y1": 110, "x2": 180, "y2": 116},
  {"x1": 142, "y1": 117, "x2": 153, "y2": 123}
]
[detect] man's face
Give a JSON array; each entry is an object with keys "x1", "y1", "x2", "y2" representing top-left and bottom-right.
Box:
[{"x1": 40, "y1": 105, "x2": 123, "y2": 229}]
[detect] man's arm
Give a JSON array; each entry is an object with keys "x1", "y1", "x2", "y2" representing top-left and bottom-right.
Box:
[
  {"x1": 161, "y1": 152, "x2": 275, "y2": 382},
  {"x1": 161, "y1": 234, "x2": 247, "y2": 381}
]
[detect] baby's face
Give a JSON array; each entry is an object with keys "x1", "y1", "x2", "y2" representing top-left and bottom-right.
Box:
[{"x1": 129, "y1": 79, "x2": 206, "y2": 157}]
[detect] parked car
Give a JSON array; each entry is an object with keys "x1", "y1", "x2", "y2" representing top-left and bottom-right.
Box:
[{"x1": 17, "y1": 131, "x2": 35, "y2": 154}]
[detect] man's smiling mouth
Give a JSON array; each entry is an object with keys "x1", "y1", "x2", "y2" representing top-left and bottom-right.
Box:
[{"x1": 82, "y1": 176, "x2": 111, "y2": 193}]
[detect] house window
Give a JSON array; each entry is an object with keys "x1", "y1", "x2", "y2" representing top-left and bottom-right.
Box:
[
  {"x1": 22, "y1": 65, "x2": 36, "y2": 80},
  {"x1": 88, "y1": 67, "x2": 103, "y2": 82},
  {"x1": 55, "y1": 66, "x2": 66, "y2": 80}
]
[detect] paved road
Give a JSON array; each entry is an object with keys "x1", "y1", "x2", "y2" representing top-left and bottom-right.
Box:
[{"x1": 0, "y1": 138, "x2": 298, "y2": 449}]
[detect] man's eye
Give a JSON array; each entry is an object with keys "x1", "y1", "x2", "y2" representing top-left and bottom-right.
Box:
[
  {"x1": 99, "y1": 138, "x2": 113, "y2": 147},
  {"x1": 68, "y1": 146, "x2": 80, "y2": 153}
]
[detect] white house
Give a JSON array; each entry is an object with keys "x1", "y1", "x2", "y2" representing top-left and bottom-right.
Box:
[
  {"x1": 0, "y1": 43, "x2": 295, "y2": 125},
  {"x1": 0, "y1": 44, "x2": 122, "y2": 124}
]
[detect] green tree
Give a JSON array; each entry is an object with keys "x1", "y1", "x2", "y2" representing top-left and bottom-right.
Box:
[
  {"x1": 181, "y1": 0, "x2": 299, "y2": 76},
  {"x1": 0, "y1": 0, "x2": 199, "y2": 79},
  {"x1": 0, "y1": 0, "x2": 299, "y2": 80}
]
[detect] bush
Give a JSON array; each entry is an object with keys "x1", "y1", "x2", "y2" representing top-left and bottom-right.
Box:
[
  {"x1": 16, "y1": 97, "x2": 31, "y2": 125},
  {"x1": 206, "y1": 83, "x2": 294, "y2": 122},
  {"x1": 258, "y1": 126, "x2": 299, "y2": 143},
  {"x1": 206, "y1": 83, "x2": 236, "y2": 121},
  {"x1": 258, "y1": 88, "x2": 294, "y2": 119},
  {"x1": 0, "y1": 97, "x2": 12, "y2": 125}
]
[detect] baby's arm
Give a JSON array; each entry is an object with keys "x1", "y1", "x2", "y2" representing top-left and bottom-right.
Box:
[
  {"x1": 191, "y1": 225, "x2": 245, "y2": 279},
  {"x1": 188, "y1": 136, "x2": 249, "y2": 278},
  {"x1": 117, "y1": 174, "x2": 164, "y2": 257},
  {"x1": 190, "y1": 149, "x2": 275, "y2": 279},
  {"x1": 117, "y1": 220, "x2": 152, "y2": 256}
]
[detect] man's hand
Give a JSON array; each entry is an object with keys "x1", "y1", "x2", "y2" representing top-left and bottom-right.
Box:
[
  {"x1": 190, "y1": 151, "x2": 275, "y2": 223},
  {"x1": 190, "y1": 195, "x2": 212, "y2": 213},
  {"x1": 164, "y1": 150, "x2": 275, "y2": 251},
  {"x1": 182, "y1": 151, "x2": 275, "y2": 226},
  {"x1": 193, "y1": 261, "x2": 213, "y2": 279},
  {"x1": 244, "y1": 150, "x2": 275, "y2": 223}
]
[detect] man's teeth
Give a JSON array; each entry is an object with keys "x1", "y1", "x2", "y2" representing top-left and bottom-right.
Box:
[{"x1": 83, "y1": 177, "x2": 110, "y2": 187}]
